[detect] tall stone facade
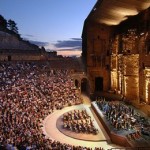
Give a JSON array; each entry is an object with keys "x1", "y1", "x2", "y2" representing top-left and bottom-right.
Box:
[
  {"x1": 82, "y1": 22, "x2": 112, "y2": 94},
  {"x1": 109, "y1": 10, "x2": 150, "y2": 104},
  {"x1": 82, "y1": 1, "x2": 150, "y2": 104}
]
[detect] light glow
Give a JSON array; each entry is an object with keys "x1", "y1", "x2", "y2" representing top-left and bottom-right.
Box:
[
  {"x1": 145, "y1": 68, "x2": 150, "y2": 103},
  {"x1": 111, "y1": 8, "x2": 138, "y2": 16}
]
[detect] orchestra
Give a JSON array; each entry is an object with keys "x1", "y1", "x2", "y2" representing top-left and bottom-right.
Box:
[{"x1": 63, "y1": 109, "x2": 98, "y2": 135}]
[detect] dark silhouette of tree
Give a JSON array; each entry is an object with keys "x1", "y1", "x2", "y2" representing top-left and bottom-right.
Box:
[
  {"x1": 7, "y1": 19, "x2": 18, "y2": 34},
  {"x1": 0, "y1": 14, "x2": 39, "y2": 47},
  {"x1": 41, "y1": 46, "x2": 46, "y2": 51},
  {"x1": 0, "y1": 15, "x2": 7, "y2": 30}
]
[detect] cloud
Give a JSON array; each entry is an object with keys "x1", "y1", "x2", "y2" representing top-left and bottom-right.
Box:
[
  {"x1": 45, "y1": 38, "x2": 82, "y2": 57},
  {"x1": 57, "y1": 50, "x2": 82, "y2": 57},
  {"x1": 70, "y1": 38, "x2": 82, "y2": 41},
  {"x1": 23, "y1": 34, "x2": 34, "y2": 37},
  {"x1": 21, "y1": 34, "x2": 49, "y2": 47},
  {"x1": 29, "y1": 40, "x2": 49, "y2": 47},
  {"x1": 56, "y1": 47, "x2": 81, "y2": 51},
  {"x1": 54, "y1": 38, "x2": 82, "y2": 49}
]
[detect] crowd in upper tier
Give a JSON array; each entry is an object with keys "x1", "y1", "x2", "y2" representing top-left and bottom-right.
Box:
[{"x1": 0, "y1": 62, "x2": 104, "y2": 150}]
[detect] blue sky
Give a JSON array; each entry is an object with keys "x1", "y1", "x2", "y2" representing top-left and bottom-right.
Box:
[{"x1": 0, "y1": 0, "x2": 96, "y2": 56}]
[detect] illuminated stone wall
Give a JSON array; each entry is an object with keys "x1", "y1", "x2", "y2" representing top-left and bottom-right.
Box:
[
  {"x1": 84, "y1": 22, "x2": 112, "y2": 93},
  {"x1": 110, "y1": 29, "x2": 140, "y2": 101},
  {"x1": 111, "y1": 70, "x2": 118, "y2": 91},
  {"x1": 85, "y1": 22, "x2": 111, "y2": 68},
  {"x1": 122, "y1": 29, "x2": 139, "y2": 54},
  {"x1": 110, "y1": 29, "x2": 150, "y2": 103},
  {"x1": 143, "y1": 68, "x2": 150, "y2": 104},
  {"x1": 110, "y1": 55, "x2": 118, "y2": 91},
  {"x1": 87, "y1": 67, "x2": 110, "y2": 93},
  {"x1": 110, "y1": 49, "x2": 139, "y2": 101},
  {"x1": 123, "y1": 55, "x2": 139, "y2": 101},
  {"x1": 82, "y1": 4, "x2": 150, "y2": 103}
]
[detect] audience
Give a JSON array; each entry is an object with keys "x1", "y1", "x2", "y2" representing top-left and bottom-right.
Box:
[{"x1": 0, "y1": 62, "x2": 103, "y2": 150}]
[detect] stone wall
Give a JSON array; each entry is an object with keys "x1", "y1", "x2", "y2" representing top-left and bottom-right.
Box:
[
  {"x1": 0, "y1": 31, "x2": 44, "y2": 61},
  {"x1": 85, "y1": 22, "x2": 112, "y2": 93},
  {"x1": 0, "y1": 31, "x2": 38, "y2": 50},
  {"x1": 109, "y1": 22, "x2": 150, "y2": 103},
  {"x1": 83, "y1": 6, "x2": 150, "y2": 103}
]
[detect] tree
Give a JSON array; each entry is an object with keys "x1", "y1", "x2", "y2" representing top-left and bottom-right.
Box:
[
  {"x1": 7, "y1": 19, "x2": 18, "y2": 34},
  {"x1": 0, "y1": 15, "x2": 7, "y2": 29}
]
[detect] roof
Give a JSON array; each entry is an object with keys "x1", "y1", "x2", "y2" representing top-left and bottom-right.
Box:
[{"x1": 87, "y1": 0, "x2": 150, "y2": 26}]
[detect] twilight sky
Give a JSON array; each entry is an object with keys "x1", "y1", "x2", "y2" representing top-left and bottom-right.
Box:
[{"x1": 0, "y1": 0, "x2": 96, "y2": 57}]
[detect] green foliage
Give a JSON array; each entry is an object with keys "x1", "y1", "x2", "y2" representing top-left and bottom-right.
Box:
[{"x1": 7, "y1": 19, "x2": 18, "y2": 34}]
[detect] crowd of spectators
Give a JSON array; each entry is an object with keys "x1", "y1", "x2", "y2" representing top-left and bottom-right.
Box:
[
  {"x1": 0, "y1": 62, "x2": 104, "y2": 150},
  {"x1": 63, "y1": 109, "x2": 98, "y2": 134}
]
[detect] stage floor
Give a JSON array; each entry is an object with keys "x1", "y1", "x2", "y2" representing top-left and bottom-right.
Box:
[
  {"x1": 56, "y1": 107, "x2": 107, "y2": 141},
  {"x1": 41, "y1": 95, "x2": 123, "y2": 149}
]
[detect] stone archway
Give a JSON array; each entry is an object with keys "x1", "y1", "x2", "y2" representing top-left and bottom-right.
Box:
[
  {"x1": 8, "y1": 55, "x2": 11, "y2": 61},
  {"x1": 75, "y1": 79, "x2": 79, "y2": 88},
  {"x1": 95, "y1": 77, "x2": 103, "y2": 92}
]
